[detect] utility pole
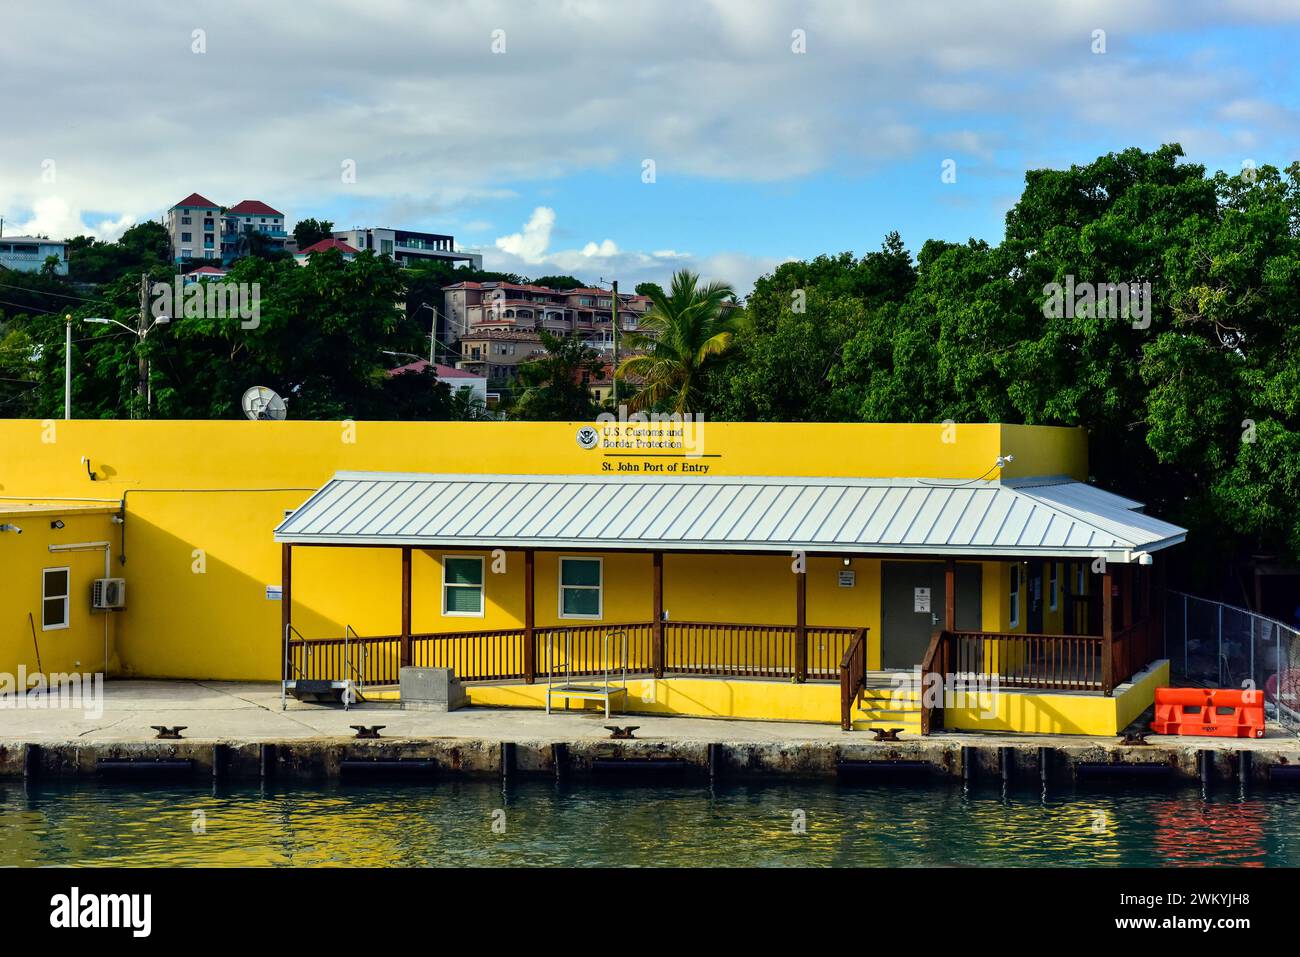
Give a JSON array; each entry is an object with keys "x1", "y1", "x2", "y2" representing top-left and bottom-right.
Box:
[
  {"x1": 137, "y1": 273, "x2": 149, "y2": 417},
  {"x1": 611, "y1": 279, "x2": 619, "y2": 406},
  {"x1": 64, "y1": 314, "x2": 72, "y2": 420}
]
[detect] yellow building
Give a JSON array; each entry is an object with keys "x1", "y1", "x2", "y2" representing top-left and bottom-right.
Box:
[{"x1": 0, "y1": 419, "x2": 1181, "y2": 735}]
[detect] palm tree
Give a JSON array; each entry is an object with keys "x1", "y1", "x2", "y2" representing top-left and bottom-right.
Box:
[
  {"x1": 616, "y1": 269, "x2": 740, "y2": 413},
  {"x1": 448, "y1": 385, "x2": 494, "y2": 420}
]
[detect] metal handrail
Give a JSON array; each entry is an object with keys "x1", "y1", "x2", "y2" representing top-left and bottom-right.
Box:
[
  {"x1": 281, "y1": 622, "x2": 309, "y2": 711},
  {"x1": 343, "y1": 624, "x2": 366, "y2": 709}
]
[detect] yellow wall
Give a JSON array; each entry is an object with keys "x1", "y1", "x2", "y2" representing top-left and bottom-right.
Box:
[
  {"x1": 467, "y1": 661, "x2": 1168, "y2": 735},
  {"x1": 470, "y1": 674, "x2": 843, "y2": 723},
  {"x1": 0, "y1": 420, "x2": 1085, "y2": 680},
  {"x1": 944, "y1": 660, "x2": 1169, "y2": 736},
  {"x1": 0, "y1": 506, "x2": 121, "y2": 679}
]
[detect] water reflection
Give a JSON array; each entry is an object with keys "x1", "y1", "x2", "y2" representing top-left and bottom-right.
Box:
[{"x1": 0, "y1": 781, "x2": 1297, "y2": 867}]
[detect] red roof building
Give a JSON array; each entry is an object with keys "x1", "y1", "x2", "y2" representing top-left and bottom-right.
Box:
[
  {"x1": 227, "y1": 199, "x2": 283, "y2": 217},
  {"x1": 298, "y1": 238, "x2": 359, "y2": 256},
  {"x1": 172, "y1": 192, "x2": 219, "y2": 209}
]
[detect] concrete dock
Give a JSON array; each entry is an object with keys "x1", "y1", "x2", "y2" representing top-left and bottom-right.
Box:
[{"x1": 2, "y1": 680, "x2": 1298, "y2": 784}]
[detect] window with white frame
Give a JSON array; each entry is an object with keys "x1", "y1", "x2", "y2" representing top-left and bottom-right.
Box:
[
  {"x1": 1075, "y1": 563, "x2": 1086, "y2": 596},
  {"x1": 1049, "y1": 562, "x2": 1059, "y2": 611},
  {"x1": 441, "y1": 556, "x2": 484, "y2": 616},
  {"x1": 559, "y1": 557, "x2": 602, "y2": 618},
  {"x1": 1008, "y1": 564, "x2": 1020, "y2": 628},
  {"x1": 42, "y1": 567, "x2": 70, "y2": 630}
]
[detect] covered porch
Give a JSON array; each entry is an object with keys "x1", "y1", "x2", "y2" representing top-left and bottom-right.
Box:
[{"x1": 273, "y1": 470, "x2": 1185, "y2": 735}]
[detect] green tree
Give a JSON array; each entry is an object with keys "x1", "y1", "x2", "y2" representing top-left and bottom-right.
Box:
[
  {"x1": 293, "y1": 218, "x2": 335, "y2": 249},
  {"x1": 616, "y1": 269, "x2": 740, "y2": 413},
  {"x1": 511, "y1": 331, "x2": 604, "y2": 420},
  {"x1": 528, "y1": 274, "x2": 584, "y2": 290}
]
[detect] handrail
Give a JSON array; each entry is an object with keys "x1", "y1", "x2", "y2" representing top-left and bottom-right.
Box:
[
  {"x1": 343, "y1": 624, "x2": 365, "y2": 709},
  {"x1": 838, "y1": 628, "x2": 868, "y2": 731},
  {"x1": 281, "y1": 622, "x2": 308, "y2": 711},
  {"x1": 919, "y1": 629, "x2": 947, "y2": 735}
]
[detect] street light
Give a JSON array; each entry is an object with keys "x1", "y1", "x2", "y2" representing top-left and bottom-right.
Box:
[
  {"x1": 84, "y1": 312, "x2": 170, "y2": 414},
  {"x1": 65, "y1": 314, "x2": 113, "y2": 420}
]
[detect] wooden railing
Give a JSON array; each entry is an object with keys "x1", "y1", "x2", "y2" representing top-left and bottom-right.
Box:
[
  {"x1": 1112, "y1": 615, "x2": 1162, "y2": 691},
  {"x1": 412, "y1": 628, "x2": 529, "y2": 681},
  {"x1": 839, "y1": 628, "x2": 868, "y2": 731},
  {"x1": 917, "y1": 617, "x2": 1164, "y2": 734},
  {"x1": 949, "y1": 630, "x2": 1105, "y2": 691},
  {"x1": 287, "y1": 621, "x2": 865, "y2": 686},
  {"x1": 919, "y1": 628, "x2": 949, "y2": 736},
  {"x1": 662, "y1": 622, "x2": 858, "y2": 679}
]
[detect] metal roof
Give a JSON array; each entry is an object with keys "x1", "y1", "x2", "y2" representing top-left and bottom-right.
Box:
[{"x1": 274, "y1": 472, "x2": 1186, "y2": 562}]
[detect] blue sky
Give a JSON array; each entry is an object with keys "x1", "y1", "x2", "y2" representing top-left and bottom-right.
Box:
[{"x1": 3, "y1": 1, "x2": 1299, "y2": 294}]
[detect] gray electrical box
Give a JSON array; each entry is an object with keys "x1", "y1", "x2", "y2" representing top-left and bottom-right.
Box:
[{"x1": 399, "y1": 667, "x2": 468, "y2": 712}]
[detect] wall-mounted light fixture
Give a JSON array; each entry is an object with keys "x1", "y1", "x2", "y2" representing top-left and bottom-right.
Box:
[
  {"x1": 841, "y1": 557, "x2": 852, "y2": 567},
  {"x1": 81, "y1": 456, "x2": 98, "y2": 481},
  {"x1": 50, "y1": 519, "x2": 65, "y2": 530}
]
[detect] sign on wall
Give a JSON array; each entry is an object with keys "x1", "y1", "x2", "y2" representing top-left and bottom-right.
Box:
[
  {"x1": 913, "y1": 587, "x2": 931, "y2": 613},
  {"x1": 838, "y1": 570, "x2": 856, "y2": 587},
  {"x1": 265, "y1": 585, "x2": 282, "y2": 601}
]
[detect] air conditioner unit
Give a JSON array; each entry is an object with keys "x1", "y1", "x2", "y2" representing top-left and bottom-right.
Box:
[{"x1": 92, "y1": 577, "x2": 126, "y2": 610}]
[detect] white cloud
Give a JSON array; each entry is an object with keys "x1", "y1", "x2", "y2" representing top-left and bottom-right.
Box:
[
  {"x1": 494, "y1": 206, "x2": 555, "y2": 263},
  {"x1": 0, "y1": 0, "x2": 1294, "y2": 248},
  {"x1": 8, "y1": 196, "x2": 134, "y2": 242},
  {"x1": 485, "y1": 207, "x2": 784, "y2": 295}
]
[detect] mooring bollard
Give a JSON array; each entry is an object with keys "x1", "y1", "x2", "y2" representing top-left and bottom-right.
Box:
[
  {"x1": 501, "y1": 742, "x2": 516, "y2": 787},
  {"x1": 961, "y1": 746, "x2": 975, "y2": 784}
]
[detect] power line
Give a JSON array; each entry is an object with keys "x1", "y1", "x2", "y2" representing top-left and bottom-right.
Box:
[
  {"x1": 0, "y1": 280, "x2": 113, "y2": 305},
  {"x1": 0, "y1": 296, "x2": 62, "y2": 315}
]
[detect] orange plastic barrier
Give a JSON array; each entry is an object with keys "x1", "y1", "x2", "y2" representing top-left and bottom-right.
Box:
[{"x1": 1150, "y1": 687, "x2": 1265, "y2": 738}]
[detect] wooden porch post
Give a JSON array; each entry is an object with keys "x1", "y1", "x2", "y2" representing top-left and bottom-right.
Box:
[
  {"x1": 795, "y1": 564, "x2": 807, "y2": 683},
  {"x1": 1101, "y1": 565, "x2": 1114, "y2": 696},
  {"x1": 1121, "y1": 564, "x2": 1133, "y2": 630},
  {"x1": 400, "y1": 546, "x2": 412, "y2": 668},
  {"x1": 281, "y1": 543, "x2": 292, "y2": 681},
  {"x1": 944, "y1": 559, "x2": 956, "y2": 631},
  {"x1": 652, "y1": 551, "x2": 664, "y2": 678},
  {"x1": 523, "y1": 549, "x2": 535, "y2": 684}
]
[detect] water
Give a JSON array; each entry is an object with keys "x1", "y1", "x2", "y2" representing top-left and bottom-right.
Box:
[{"x1": 1, "y1": 780, "x2": 1297, "y2": 867}]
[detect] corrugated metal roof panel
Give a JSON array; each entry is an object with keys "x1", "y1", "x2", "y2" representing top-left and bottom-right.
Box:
[{"x1": 274, "y1": 472, "x2": 1187, "y2": 560}]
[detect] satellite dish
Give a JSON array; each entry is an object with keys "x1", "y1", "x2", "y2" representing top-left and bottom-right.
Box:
[{"x1": 242, "y1": 386, "x2": 287, "y2": 421}]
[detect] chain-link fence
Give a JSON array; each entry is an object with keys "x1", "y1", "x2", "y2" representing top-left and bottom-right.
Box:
[{"x1": 1165, "y1": 590, "x2": 1300, "y2": 734}]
